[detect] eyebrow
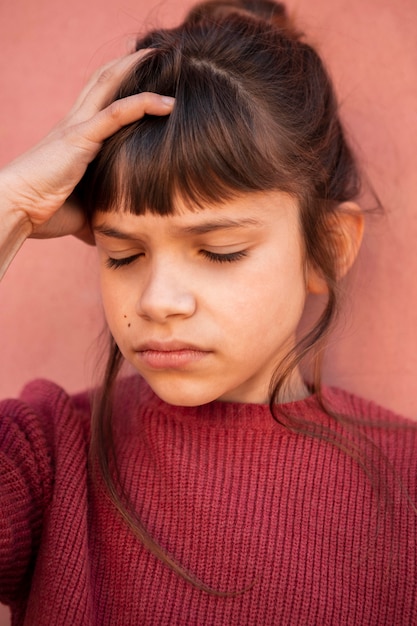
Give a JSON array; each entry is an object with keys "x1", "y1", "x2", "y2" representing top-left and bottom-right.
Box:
[{"x1": 93, "y1": 217, "x2": 262, "y2": 239}]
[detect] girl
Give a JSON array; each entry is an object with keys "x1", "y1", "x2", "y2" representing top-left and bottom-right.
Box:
[{"x1": 1, "y1": 1, "x2": 416, "y2": 624}]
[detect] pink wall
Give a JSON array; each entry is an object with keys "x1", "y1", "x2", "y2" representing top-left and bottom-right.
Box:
[{"x1": 0, "y1": 0, "x2": 416, "y2": 623}]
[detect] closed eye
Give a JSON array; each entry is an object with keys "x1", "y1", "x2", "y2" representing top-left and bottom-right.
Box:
[
  {"x1": 106, "y1": 254, "x2": 142, "y2": 269},
  {"x1": 200, "y1": 250, "x2": 248, "y2": 263}
]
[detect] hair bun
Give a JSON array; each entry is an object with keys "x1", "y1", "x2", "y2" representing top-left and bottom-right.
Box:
[{"x1": 185, "y1": 0, "x2": 301, "y2": 40}]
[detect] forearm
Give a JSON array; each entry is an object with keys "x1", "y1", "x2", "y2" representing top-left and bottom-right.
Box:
[{"x1": 0, "y1": 205, "x2": 32, "y2": 281}]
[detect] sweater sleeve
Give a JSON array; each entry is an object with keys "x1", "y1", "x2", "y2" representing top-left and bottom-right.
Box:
[{"x1": 0, "y1": 385, "x2": 56, "y2": 603}]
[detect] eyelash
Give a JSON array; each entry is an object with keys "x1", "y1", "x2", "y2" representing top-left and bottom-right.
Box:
[
  {"x1": 105, "y1": 255, "x2": 141, "y2": 269},
  {"x1": 105, "y1": 249, "x2": 248, "y2": 269},
  {"x1": 200, "y1": 250, "x2": 248, "y2": 263}
]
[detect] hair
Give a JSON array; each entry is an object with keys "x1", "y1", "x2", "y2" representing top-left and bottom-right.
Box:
[{"x1": 78, "y1": 0, "x2": 380, "y2": 592}]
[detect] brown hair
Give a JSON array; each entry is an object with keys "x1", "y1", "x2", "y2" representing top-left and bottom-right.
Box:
[{"x1": 80, "y1": 0, "x2": 365, "y2": 590}]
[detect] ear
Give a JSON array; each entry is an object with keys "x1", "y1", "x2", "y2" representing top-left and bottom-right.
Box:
[{"x1": 307, "y1": 202, "x2": 364, "y2": 295}]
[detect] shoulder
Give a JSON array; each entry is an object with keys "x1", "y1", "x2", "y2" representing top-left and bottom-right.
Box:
[
  {"x1": 323, "y1": 385, "x2": 417, "y2": 428},
  {"x1": 0, "y1": 375, "x2": 158, "y2": 445},
  {"x1": 0, "y1": 379, "x2": 92, "y2": 469},
  {"x1": 320, "y1": 386, "x2": 417, "y2": 471},
  {"x1": 6, "y1": 377, "x2": 91, "y2": 423}
]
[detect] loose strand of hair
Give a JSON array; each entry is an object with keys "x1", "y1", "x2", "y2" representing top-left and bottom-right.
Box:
[
  {"x1": 269, "y1": 285, "x2": 417, "y2": 530},
  {"x1": 89, "y1": 338, "x2": 249, "y2": 596}
]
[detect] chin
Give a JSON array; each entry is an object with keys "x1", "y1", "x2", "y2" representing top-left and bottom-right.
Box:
[{"x1": 145, "y1": 377, "x2": 224, "y2": 407}]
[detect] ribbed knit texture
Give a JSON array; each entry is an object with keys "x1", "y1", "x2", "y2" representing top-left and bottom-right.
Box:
[{"x1": 0, "y1": 376, "x2": 416, "y2": 625}]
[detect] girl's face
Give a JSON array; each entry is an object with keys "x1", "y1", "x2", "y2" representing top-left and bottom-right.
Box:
[{"x1": 93, "y1": 191, "x2": 310, "y2": 406}]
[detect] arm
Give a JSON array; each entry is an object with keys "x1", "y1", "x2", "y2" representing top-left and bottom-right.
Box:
[{"x1": 0, "y1": 51, "x2": 174, "y2": 598}]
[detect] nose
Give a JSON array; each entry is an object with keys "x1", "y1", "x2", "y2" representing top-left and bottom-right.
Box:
[{"x1": 136, "y1": 258, "x2": 197, "y2": 323}]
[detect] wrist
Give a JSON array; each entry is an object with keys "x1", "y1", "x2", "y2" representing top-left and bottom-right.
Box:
[
  {"x1": 0, "y1": 205, "x2": 33, "y2": 236},
  {"x1": 0, "y1": 208, "x2": 33, "y2": 281}
]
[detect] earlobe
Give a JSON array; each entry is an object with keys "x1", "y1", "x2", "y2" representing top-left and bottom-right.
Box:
[
  {"x1": 306, "y1": 202, "x2": 364, "y2": 295},
  {"x1": 333, "y1": 201, "x2": 364, "y2": 278},
  {"x1": 307, "y1": 268, "x2": 328, "y2": 295}
]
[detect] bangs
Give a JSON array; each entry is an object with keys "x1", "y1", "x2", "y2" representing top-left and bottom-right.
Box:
[{"x1": 81, "y1": 20, "x2": 300, "y2": 217}]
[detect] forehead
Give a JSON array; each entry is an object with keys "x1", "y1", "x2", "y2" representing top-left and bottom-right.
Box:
[{"x1": 92, "y1": 190, "x2": 299, "y2": 236}]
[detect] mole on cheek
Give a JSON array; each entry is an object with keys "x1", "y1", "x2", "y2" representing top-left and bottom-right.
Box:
[{"x1": 128, "y1": 323, "x2": 131, "y2": 328}]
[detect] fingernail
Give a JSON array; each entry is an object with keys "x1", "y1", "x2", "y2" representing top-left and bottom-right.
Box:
[{"x1": 161, "y1": 96, "x2": 175, "y2": 106}]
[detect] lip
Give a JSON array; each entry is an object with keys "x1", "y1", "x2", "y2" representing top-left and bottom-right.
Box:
[{"x1": 135, "y1": 341, "x2": 211, "y2": 370}]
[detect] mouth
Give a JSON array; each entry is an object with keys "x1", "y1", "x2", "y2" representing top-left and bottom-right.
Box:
[{"x1": 135, "y1": 341, "x2": 211, "y2": 370}]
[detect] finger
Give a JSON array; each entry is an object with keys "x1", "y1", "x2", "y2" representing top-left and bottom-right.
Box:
[
  {"x1": 70, "y1": 51, "x2": 145, "y2": 111},
  {"x1": 75, "y1": 91, "x2": 175, "y2": 147},
  {"x1": 69, "y1": 49, "x2": 153, "y2": 120}
]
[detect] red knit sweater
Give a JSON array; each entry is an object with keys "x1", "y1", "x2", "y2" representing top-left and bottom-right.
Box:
[{"x1": 0, "y1": 376, "x2": 416, "y2": 625}]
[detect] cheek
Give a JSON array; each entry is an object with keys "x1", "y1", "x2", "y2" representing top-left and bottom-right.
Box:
[
  {"x1": 99, "y1": 276, "x2": 134, "y2": 337},
  {"x1": 239, "y1": 251, "x2": 306, "y2": 306},
  {"x1": 249, "y1": 260, "x2": 307, "y2": 333}
]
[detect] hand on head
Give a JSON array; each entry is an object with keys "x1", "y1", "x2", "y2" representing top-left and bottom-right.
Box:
[{"x1": 0, "y1": 49, "x2": 174, "y2": 242}]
